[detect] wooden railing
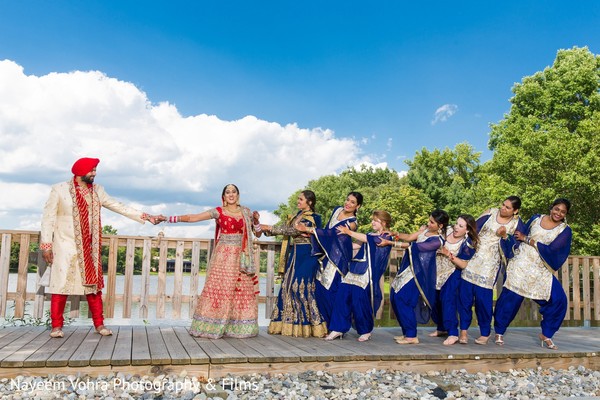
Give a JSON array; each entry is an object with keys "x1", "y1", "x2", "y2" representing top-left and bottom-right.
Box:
[{"x1": 0, "y1": 230, "x2": 598, "y2": 325}]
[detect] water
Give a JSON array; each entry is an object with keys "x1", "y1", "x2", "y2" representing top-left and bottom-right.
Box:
[{"x1": 4, "y1": 274, "x2": 596, "y2": 329}]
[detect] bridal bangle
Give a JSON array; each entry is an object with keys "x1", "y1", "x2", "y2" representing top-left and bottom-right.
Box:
[{"x1": 168, "y1": 216, "x2": 179, "y2": 223}]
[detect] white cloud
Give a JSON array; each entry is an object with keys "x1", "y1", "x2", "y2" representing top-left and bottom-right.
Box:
[
  {"x1": 351, "y1": 161, "x2": 389, "y2": 171},
  {"x1": 350, "y1": 160, "x2": 406, "y2": 179},
  {"x1": 431, "y1": 104, "x2": 458, "y2": 125},
  {"x1": 0, "y1": 60, "x2": 363, "y2": 236}
]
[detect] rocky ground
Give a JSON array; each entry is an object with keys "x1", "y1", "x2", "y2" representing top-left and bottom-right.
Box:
[{"x1": 1, "y1": 365, "x2": 599, "y2": 399}]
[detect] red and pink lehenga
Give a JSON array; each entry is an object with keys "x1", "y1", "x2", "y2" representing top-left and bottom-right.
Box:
[{"x1": 189, "y1": 207, "x2": 259, "y2": 338}]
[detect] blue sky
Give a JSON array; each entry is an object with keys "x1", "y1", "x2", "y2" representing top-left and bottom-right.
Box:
[{"x1": 1, "y1": 1, "x2": 599, "y2": 235}]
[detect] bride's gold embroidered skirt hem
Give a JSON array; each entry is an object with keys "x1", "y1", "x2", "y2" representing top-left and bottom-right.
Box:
[{"x1": 189, "y1": 317, "x2": 258, "y2": 339}]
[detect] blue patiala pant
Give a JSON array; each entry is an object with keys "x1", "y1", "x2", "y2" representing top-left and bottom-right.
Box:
[
  {"x1": 458, "y1": 279, "x2": 494, "y2": 337},
  {"x1": 494, "y1": 276, "x2": 567, "y2": 338}
]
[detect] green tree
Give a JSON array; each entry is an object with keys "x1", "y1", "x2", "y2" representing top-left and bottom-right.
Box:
[
  {"x1": 275, "y1": 165, "x2": 403, "y2": 228},
  {"x1": 273, "y1": 165, "x2": 431, "y2": 234},
  {"x1": 102, "y1": 225, "x2": 118, "y2": 235},
  {"x1": 405, "y1": 142, "x2": 481, "y2": 218},
  {"x1": 486, "y1": 46, "x2": 600, "y2": 254},
  {"x1": 367, "y1": 184, "x2": 434, "y2": 233},
  {"x1": 100, "y1": 225, "x2": 143, "y2": 274}
]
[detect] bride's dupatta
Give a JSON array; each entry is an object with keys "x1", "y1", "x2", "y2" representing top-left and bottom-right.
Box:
[{"x1": 239, "y1": 206, "x2": 256, "y2": 275}]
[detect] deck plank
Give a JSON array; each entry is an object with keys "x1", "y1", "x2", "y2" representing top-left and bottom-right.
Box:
[
  {"x1": 190, "y1": 336, "x2": 247, "y2": 364},
  {"x1": 1, "y1": 328, "x2": 51, "y2": 368},
  {"x1": 0, "y1": 327, "x2": 19, "y2": 341},
  {"x1": 0, "y1": 328, "x2": 32, "y2": 351},
  {"x1": 146, "y1": 326, "x2": 171, "y2": 365},
  {"x1": 255, "y1": 329, "x2": 312, "y2": 361},
  {"x1": 246, "y1": 330, "x2": 302, "y2": 362},
  {"x1": 90, "y1": 326, "x2": 119, "y2": 366},
  {"x1": 46, "y1": 326, "x2": 91, "y2": 367},
  {"x1": 23, "y1": 328, "x2": 76, "y2": 367},
  {"x1": 172, "y1": 326, "x2": 210, "y2": 364},
  {"x1": 112, "y1": 326, "x2": 133, "y2": 366},
  {"x1": 260, "y1": 335, "x2": 318, "y2": 362},
  {"x1": 130, "y1": 326, "x2": 150, "y2": 366},
  {"x1": 222, "y1": 335, "x2": 275, "y2": 363},
  {"x1": 310, "y1": 331, "x2": 371, "y2": 362},
  {"x1": 0, "y1": 327, "x2": 47, "y2": 366},
  {"x1": 0, "y1": 325, "x2": 596, "y2": 378},
  {"x1": 274, "y1": 335, "x2": 338, "y2": 362},
  {"x1": 159, "y1": 326, "x2": 190, "y2": 365},
  {"x1": 68, "y1": 327, "x2": 101, "y2": 367},
  {"x1": 208, "y1": 338, "x2": 251, "y2": 364}
]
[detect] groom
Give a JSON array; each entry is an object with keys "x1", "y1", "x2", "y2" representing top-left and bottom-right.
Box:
[{"x1": 41, "y1": 157, "x2": 160, "y2": 338}]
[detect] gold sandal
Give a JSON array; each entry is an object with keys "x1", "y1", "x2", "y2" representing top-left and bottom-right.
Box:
[
  {"x1": 474, "y1": 336, "x2": 490, "y2": 345},
  {"x1": 324, "y1": 331, "x2": 343, "y2": 341},
  {"x1": 96, "y1": 326, "x2": 113, "y2": 336},
  {"x1": 395, "y1": 337, "x2": 419, "y2": 345},
  {"x1": 443, "y1": 335, "x2": 459, "y2": 346},
  {"x1": 49, "y1": 328, "x2": 64, "y2": 338}
]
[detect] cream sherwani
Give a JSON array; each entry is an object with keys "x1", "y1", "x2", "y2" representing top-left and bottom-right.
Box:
[{"x1": 41, "y1": 181, "x2": 145, "y2": 295}]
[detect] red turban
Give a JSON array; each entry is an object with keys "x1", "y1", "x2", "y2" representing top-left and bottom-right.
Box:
[{"x1": 71, "y1": 157, "x2": 100, "y2": 176}]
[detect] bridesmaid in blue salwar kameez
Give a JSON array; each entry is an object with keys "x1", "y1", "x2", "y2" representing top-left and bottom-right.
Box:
[
  {"x1": 388, "y1": 210, "x2": 449, "y2": 345},
  {"x1": 326, "y1": 210, "x2": 394, "y2": 341},
  {"x1": 494, "y1": 198, "x2": 572, "y2": 350},
  {"x1": 430, "y1": 214, "x2": 478, "y2": 345},
  {"x1": 300, "y1": 192, "x2": 363, "y2": 329},
  {"x1": 458, "y1": 196, "x2": 524, "y2": 345}
]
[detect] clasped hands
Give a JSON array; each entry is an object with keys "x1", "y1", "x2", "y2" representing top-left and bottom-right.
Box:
[
  {"x1": 145, "y1": 214, "x2": 166, "y2": 225},
  {"x1": 496, "y1": 227, "x2": 528, "y2": 242},
  {"x1": 513, "y1": 230, "x2": 527, "y2": 242}
]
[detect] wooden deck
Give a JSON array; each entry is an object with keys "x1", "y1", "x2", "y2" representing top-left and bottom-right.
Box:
[{"x1": 0, "y1": 325, "x2": 598, "y2": 378}]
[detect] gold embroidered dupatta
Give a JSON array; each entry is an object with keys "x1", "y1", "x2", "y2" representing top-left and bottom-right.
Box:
[{"x1": 277, "y1": 211, "x2": 317, "y2": 274}]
